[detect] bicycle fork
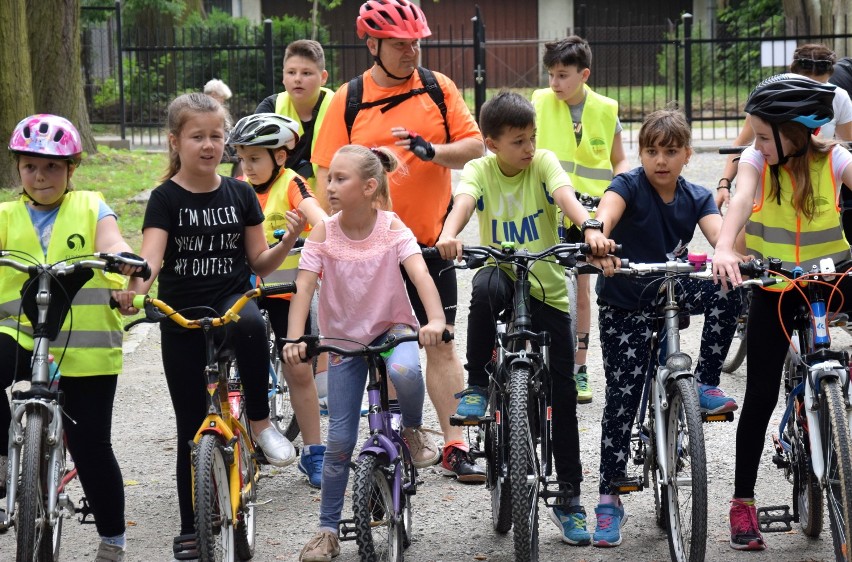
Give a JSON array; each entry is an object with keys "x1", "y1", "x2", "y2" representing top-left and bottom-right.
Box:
[{"x1": 1, "y1": 400, "x2": 68, "y2": 531}]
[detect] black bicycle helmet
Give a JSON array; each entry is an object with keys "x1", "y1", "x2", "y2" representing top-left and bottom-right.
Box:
[
  {"x1": 227, "y1": 113, "x2": 299, "y2": 150},
  {"x1": 744, "y1": 73, "x2": 834, "y2": 130},
  {"x1": 829, "y1": 57, "x2": 852, "y2": 95}
]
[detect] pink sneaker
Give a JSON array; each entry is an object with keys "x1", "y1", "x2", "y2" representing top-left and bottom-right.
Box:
[{"x1": 729, "y1": 498, "x2": 766, "y2": 551}]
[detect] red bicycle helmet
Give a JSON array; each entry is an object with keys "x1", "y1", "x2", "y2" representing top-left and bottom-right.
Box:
[
  {"x1": 9, "y1": 114, "x2": 83, "y2": 165},
  {"x1": 356, "y1": 0, "x2": 431, "y2": 40}
]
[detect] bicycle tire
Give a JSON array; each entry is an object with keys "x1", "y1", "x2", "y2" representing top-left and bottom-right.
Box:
[
  {"x1": 235, "y1": 403, "x2": 257, "y2": 560},
  {"x1": 820, "y1": 378, "x2": 852, "y2": 560},
  {"x1": 401, "y1": 449, "x2": 414, "y2": 549},
  {"x1": 268, "y1": 365, "x2": 300, "y2": 442},
  {"x1": 193, "y1": 434, "x2": 235, "y2": 562},
  {"x1": 783, "y1": 354, "x2": 823, "y2": 537},
  {"x1": 644, "y1": 391, "x2": 667, "y2": 530},
  {"x1": 661, "y1": 377, "x2": 707, "y2": 562},
  {"x1": 16, "y1": 408, "x2": 54, "y2": 562},
  {"x1": 352, "y1": 454, "x2": 402, "y2": 562},
  {"x1": 507, "y1": 366, "x2": 539, "y2": 561},
  {"x1": 485, "y1": 386, "x2": 512, "y2": 534},
  {"x1": 721, "y1": 325, "x2": 747, "y2": 373}
]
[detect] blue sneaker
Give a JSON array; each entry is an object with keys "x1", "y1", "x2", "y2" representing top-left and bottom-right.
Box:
[
  {"x1": 549, "y1": 504, "x2": 591, "y2": 545},
  {"x1": 454, "y1": 386, "x2": 487, "y2": 418},
  {"x1": 696, "y1": 383, "x2": 738, "y2": 414},
  {"x1": 298, "y1": 444, "x2": 325, "y2": 488},
  {"x1": 592, "y1": 502, "x2": 628, "y2": 547}
]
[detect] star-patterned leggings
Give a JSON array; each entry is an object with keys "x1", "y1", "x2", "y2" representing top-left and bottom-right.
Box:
[{"x1": 597, "y1": 278, "x2": 742, "y2": 494}]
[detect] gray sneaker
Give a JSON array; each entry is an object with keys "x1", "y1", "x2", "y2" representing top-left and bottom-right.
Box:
[
  {"x1": 401, "y1": 426, "x2": 440, "y2": 468},
  {"x1": 299, "y1": 530, "x2": 340, "y2": 562},
  {"x1": 95, "y1": 542, "x2": 125, "y2": 562}
]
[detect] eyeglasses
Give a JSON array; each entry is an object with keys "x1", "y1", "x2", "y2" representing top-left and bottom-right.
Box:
[{"x1": 795, "y1": 58, "x2": 833, "y2": 73}]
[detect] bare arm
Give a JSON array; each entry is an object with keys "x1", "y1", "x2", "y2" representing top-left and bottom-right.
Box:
[
  {"x1": 282, "y1": 268, "x2": 319, "y2": 366},
  {"x1": 313, "y1": 166, "x2": 331, "y2": 214},
  {"x1": 697, "y1": 213, "x2": 723, "y2": 248},
  {"x1": 610, "y1": 132, "x2": 631, "y2": 175},
  {"x1": 716, "y1": 116, "x2": 756, "y2": 209},
  {"x1": 835, "y1": 120, "x2": 852, "y2": 142},
  {"x1": 553, "y1": 185, "x2": 614, "y2": 256},
  {"x1": 712, "y1": 160, "x2": 760, "y2": 288},
  {"x1": 245, "y1": 209, "x2": 307, "y2": 277},
  {"x1": 401, "y1": 252, "x2": 446, "y2": 346},
  {"x1": 298, "y1": 196, "x2": 329, "y2": 227},
  {"x1": 112, "y1": 227, "x2": 168, "y2": 313},
  {"x1": 94, "y1": 215, "x2": 133, "y2": 255},
  {"x1": 435, "y1": 193, "x2": 476, "y2": 260}
]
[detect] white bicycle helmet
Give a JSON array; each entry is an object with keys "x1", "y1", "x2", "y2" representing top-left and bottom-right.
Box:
[{"x1": 228, "y1": 113, "x2": 300, "y2": 150}]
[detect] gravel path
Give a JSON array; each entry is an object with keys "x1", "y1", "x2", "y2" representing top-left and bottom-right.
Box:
[{"x1": 0, "y1": 148, "x2": 843, "y2": 561}]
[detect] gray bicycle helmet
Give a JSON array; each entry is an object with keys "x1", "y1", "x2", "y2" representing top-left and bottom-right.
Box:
[
  {"x1": 228, "y1": 113, "x2": 300, "y2": 150},
  {"x1": 744, "y1": 73, "x2": 834, "y2": 130}
]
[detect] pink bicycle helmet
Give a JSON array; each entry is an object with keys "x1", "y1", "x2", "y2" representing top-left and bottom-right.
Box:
[
  {"x1": 9, "y1": 114, "x2": 83, "y2": 165},
  {"x1": 356, "y1": 0, "x2": 431, "y2": 39}
]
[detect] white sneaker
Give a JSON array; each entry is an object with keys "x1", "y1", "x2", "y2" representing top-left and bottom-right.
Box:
[
  {"x1": 95, "y1": 542, "x2": 125, "y2": 562},
  {"x1": 252, "y1": 427, "x2": 296, "y2": 467}
]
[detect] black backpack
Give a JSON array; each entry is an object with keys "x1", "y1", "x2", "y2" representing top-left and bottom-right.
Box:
[{"x1": 344, "y1": 66, "x2": 450, "y2": 143}]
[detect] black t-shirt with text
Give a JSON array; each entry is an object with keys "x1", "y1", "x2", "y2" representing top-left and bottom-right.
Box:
[{"x1": 143, "y1": 176, "x2": 263, "y2": 323}]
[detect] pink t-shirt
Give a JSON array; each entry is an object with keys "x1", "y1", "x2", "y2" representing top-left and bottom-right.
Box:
[{"x1": 299, "y1": 210, "x2": 421, "y2": 347}]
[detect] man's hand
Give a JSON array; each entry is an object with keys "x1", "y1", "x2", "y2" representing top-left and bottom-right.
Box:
[{"x1": 392, "y1": 127, "x2": 435, "y2": 161}]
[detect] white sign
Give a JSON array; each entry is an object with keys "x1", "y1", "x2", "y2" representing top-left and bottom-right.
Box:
[{"x1": 760, "y1": 40, "x2": 797, "y2": 68}]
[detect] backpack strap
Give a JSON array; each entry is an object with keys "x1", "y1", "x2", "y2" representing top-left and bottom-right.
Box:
[{"x1": 343, "y1": 67, "x2": 450, "y2": 143}]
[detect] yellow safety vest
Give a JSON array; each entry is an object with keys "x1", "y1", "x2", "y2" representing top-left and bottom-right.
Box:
[
  {"x1": 532, "y1": 85, "x2": 617, "y2": 197},
  {"x1": 745, "y1": 155, "x2": 850, "y2": 288},
  {"x1": 258, "y1": 169, "x2": 312, "y2": 294},
  {"x1": 0, "y1": 192, "x2": 125, "y2": 376},
  {"x1": 275, "y1": 87, "x2": 333, "y2": 189}
]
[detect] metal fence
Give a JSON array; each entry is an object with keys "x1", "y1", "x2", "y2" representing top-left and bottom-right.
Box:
[{"x1": 81, "y1": 4, "x2": 852, "y2": 145}]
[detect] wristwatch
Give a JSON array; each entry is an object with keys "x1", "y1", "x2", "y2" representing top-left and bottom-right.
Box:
[{"x1": 580, "y1": 219, "x2": 604, "y2": 235}]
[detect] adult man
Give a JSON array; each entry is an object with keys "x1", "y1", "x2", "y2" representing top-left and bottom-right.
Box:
[{"x1": 311, "y1": 0, "x2": 485, "y2": 487}]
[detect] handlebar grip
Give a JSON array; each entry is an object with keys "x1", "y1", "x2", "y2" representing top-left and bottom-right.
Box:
[
  {"x1": 137, "y1": 263, "x2": 152, "y2": 281},
  {"x1": 421, "y1": 247, "x2": 441, "y2": 260},
  {"x1": 738, "y1": 261, "x2": 765, "y2": 278},
  {"x1": 441, "y1": 329, "x2": 454, "y2": 343},
  {"x1": 260, "y1": 282, "x2": 296, "y2": 298},
  {"x1": 131, "y1": 294, "x2": 147, "y2": 309},
  {"x1": 109, "y1": 296, "x2": 119, "y2": 309},
  {"x1": 718, "y1": 146, "x2": 748, "y2": 154},
  {"x1": 577, "y1": 243, "x2": 622, "y2": 255}
]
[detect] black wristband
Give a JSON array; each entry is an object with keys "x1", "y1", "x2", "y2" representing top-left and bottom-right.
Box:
[{"x1": 717, "y1": 178, "x2": 732, "y2": 190}]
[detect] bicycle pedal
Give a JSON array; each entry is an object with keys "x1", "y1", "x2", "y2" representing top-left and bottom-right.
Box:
[
  {"x1": 611, "y1": 476, "x2": 643, "y2": 494},
  {"x1": 76, "y1": 496, "x2": 96, "y2": 524},
  {"x1": 246, "y1": 498, "x2": 273, "y2": 507},
  {"x1": 338, "y1": 518, "x2": 358, "y2": 541},
  {"x1": 449, "y1": 414, "x2": 492, "y2": 426},
  {"x1": 702, "y1": 411, "x2": 735, "y2": 423},
  {"x1": 771, "y1": 453, "x2": 790, "y2": 469},
  {"x1": 757, "y1": 505, "x2": 793, "y2": 532}
]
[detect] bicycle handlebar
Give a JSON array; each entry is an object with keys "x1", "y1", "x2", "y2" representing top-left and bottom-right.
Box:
[
  {"x1": 282, "y1": 330, "x2": 454, "y2": 360},
  {"x1": 616, "y1": 258, "x2": 772, "y2": 287},
  {"x1": 718, "y1": 146, "x2": 749, "y2": 155},
  {"x1": 423, "y1": 243, "x2": 621, "y2": 270},
  {"x1": 123, "y1": 283, "x2": 296, "y2": 331},
  {"x1": 0, "y1": 251, "x2": 151, "y2": 281}
]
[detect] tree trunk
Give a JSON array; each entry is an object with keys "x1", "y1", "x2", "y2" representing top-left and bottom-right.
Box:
[
  {"x1": 0, "y1": 0, "x2": 34, "y2": 188},
  {"x1": 27, "y1": 0, "x2": 96, "y2": 155},
  {"x1": 781, "y1": 0, "x2": 820, "y2": 34}
]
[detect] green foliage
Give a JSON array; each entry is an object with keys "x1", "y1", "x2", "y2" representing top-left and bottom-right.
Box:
[{"x1": 716, "y1": 0, "x2": 785, "y2": 85}]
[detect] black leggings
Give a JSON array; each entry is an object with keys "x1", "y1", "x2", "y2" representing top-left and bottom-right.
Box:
[
  {"x1": 735, "y1": 283, "x2": 852, "y2": 498},
  {"x1": 0, "y1": 334, "x2": 125, "y2": 537},
  {"x1": 160, "y1": 293, "x2": 269, "y2": 535}
]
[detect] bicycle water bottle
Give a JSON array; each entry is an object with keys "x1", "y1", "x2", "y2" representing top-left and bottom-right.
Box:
[
  {"x1": 48, "y1": 354, "x2": 61, "y2": 391},
  {"x1": 812, "y1": 300, "x2": 830, "y2": 346}
]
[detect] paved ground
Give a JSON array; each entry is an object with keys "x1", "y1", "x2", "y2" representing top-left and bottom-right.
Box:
[{"x1": 0, "y1": 147, "x2": 845, "y2": 561}]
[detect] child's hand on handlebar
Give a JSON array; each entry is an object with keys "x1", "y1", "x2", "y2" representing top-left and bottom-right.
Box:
[
  {"x1": 282, "y1": 340, "x2": 308, "y2": 366},
  {"x1": 584, "y1": 230, "x2": 616, "y2": 257},
  {"x1": 712, "y1": 248, "x2": 742, "y2": 290},
  {"x1": 283, "y1": 209, "x2": 307, "y2": 237},
  {"x1": 419, "y1": 320, "x2": 447, "y2": 347},
  {"x1": 112, "y1": 290, "x2": 138, "y2": 315},
  {"x1": 589, "y1": 255, "x2": 621, "y2": 277},
  {"x1": 435, "y1": 236, "x2": 463, "y2": 261}
]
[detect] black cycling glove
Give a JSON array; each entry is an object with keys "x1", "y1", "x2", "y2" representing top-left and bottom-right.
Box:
[{"x1": 407, "y1": 130, "x2": 435, "y2": 161}]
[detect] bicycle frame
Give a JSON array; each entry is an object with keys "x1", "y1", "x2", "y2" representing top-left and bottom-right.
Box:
[{"x1": 773, "y1": 266, "x2": 852, "y2": 483}]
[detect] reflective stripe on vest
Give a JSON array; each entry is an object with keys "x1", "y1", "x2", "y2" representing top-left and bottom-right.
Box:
[
  {"x1": 745, "y1": 155, "x2": 850, "y2": 288},
  {"x1": 258, "y1": 169, "x2": 312, "y2": 299},
  {"x1": 532, "y1": 85, "x2": 617, "y2": 197},
  {"x1": 0, "y1": 192, "x2": 125, "y2": 375},
  {"x1": 275, "y1": 87, "x2": 333, "y2": 190}
]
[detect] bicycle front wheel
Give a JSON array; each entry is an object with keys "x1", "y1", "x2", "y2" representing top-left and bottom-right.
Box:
[
  {"x1": 269, "y1": 371, "x2": 300, "y2": 441},
  {"x1": 820, "y1": 378, "x2": 852, "y2": 560},
  {"x1": 352, "y1": 454, "x2": 402, "y2": 562},
  {"x1": 507, "y1": 366, "x2": 539, "y2": 561},
  {"x1": 661, "y1": 377, "x2": 707, "y2": 562},
  {"x1": 235, "y1": 414, "x2": 257, "y2": 561},
  {"x1": 16, "y1": 408, "x2": 54, "y2": 562},
  {"x1": 721, "y1": 320, "x2": 747, "y2": 373},
  {"x1": 485, "y1": 386, "x2": 512, "y2": 534},
  {"x1": 193, "y1": 434, "x2": 235, "y2": 562}
]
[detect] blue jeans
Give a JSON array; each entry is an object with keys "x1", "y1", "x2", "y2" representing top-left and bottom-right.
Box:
[{"x1": 318, "y1": 325, "x2": 425, "y2": 531}]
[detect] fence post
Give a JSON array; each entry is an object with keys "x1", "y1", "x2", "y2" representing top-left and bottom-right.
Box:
[
  {"x1": 682, "y1": 12, "x2": 693, "y2": 124},
  {"x1": 264, "y1": 19, "x2": 274, "y2": 97},
  {"x1": 473, "y1": 5, "x2": 486, "y2": 121},
  {"x1": 577, "y1": 4, "x2": 586, "y2": 37},
  {"x1": 116, "y1": 0, "x2": 126, "y2": 141}
]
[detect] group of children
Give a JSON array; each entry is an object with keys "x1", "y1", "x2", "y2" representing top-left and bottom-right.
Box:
[{"x1": 4, "y1": 8, "x2": 851, "y2": 560}]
